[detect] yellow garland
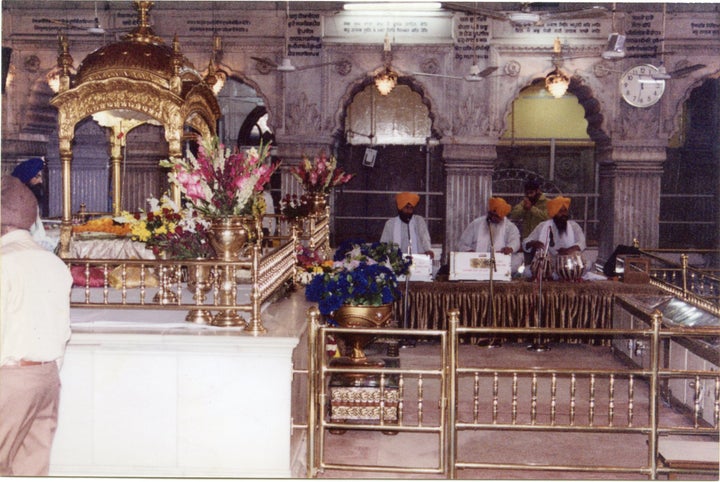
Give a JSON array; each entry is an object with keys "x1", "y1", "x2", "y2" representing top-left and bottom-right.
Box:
[{"x1": 73, "y1": 217, "x2": 131, "y2": 236}]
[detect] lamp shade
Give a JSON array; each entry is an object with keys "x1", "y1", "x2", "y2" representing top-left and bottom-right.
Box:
[
  {"x1": 374, "y1": 68, "x2": 398, "y2": 95},
  {"x1": 545, "y1": 68, "x2": 570, "y2": 99}
]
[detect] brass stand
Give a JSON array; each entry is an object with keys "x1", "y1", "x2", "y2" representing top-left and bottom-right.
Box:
[
  {"x1": 185, "y1": 262, "x2": 214, "y2": 325},
  {"x1": 213, "y1": 264, "x2": 246, "y2": 327},
  {"x1": 528, "y1": 228, "x2": 552, "y2": 352},
  {"x1": 478, "y1": 222, "x2": 501, "y2": 348}
]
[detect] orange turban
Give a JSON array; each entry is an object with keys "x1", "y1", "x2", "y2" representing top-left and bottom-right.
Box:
[
  {"x1": 547, "y1": 196, "x2": 571, "y2": 218},
  {"x1": 396, "y1": 192, "x2": 420, "y2": 210},
  {"x1": 487, "y1": 197, "x2": 511, "y2": 219}
]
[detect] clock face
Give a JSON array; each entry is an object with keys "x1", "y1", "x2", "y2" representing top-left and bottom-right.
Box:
[{"x1": 620, "y1": 64, "x2": 666, "y2": 108}]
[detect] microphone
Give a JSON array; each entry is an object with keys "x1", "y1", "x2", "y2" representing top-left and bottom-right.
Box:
[
  {"x1": 406, "y1": 221, "x2": 413, "y2": 255},
  {"x1": 549, "y1": 228, "x2": 555, "y2": 248}
]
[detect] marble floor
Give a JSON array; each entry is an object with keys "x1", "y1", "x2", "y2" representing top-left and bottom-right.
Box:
[{"x1": 304, "y1": 341, "x2": 718, "y2": 480}]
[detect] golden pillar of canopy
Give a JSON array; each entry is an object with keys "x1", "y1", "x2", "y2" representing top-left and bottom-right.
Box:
[{"x1": 50, "y1": 0, "x2": 221, "y2": 257}]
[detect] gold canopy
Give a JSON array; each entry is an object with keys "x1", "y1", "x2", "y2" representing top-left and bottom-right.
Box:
[{"x1": 50, "y1": 0, "x2": 221, "y2": 257}]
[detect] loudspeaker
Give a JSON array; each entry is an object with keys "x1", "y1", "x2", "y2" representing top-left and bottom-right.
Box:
[
  {"x1": 602, "y1": 34, "x2": 625, "y2": 60},
  {"x1": 1, "y1": 47, "x2": 11, "y2": 94}
]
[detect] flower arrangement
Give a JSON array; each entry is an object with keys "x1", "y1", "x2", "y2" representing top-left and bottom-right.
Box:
[
  {"x1": 290, "y1": 152, "x2": 354, "y2": 195},
  {"x1": 115, "y1": 196, "x2": 215, "y2": 259},
  {"x1": 72, "y1": 216, "x2": 131, "y2": 236},
  {"x1": 159, "y1": 135, "x2": 278, "y2": 218},
  {"x1": 304, "y1": 240, "x2": 411, "y2": 315},
  {"x1": 295, "y1": 245, "x2": 334, "y2": 285},
  {"x1": 279, "y1": 193, "x2": 311, "y2": 221}
]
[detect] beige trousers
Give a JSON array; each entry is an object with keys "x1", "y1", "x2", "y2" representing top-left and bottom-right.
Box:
[{"x1": 0, "y1": 362, "x2": 61, "y2": 476}]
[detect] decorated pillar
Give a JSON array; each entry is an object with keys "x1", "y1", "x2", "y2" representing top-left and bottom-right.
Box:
[
  {"x1": 598, "y1": 141, "x2": 666, "y2": 261},
  {"x1": 442, "y1": 143, "x2": 497, "y2": 261}
]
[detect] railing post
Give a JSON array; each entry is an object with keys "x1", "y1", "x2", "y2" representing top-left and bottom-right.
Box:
[
  {"x1": 447, "y1": 309, "x2": 460, "y2": 479},
  {"x1": 649, "y1": 309, "x2": 662, "y2": 480},
  {"x1": 245, "y1": 244, "x2": 267, "y2": 334},
  {"x1": 680, "y1": 254, "x2": 689, "y2": 299},
  {"x1": 306, "y1": 306, "x2": 321, "y2": 478}
]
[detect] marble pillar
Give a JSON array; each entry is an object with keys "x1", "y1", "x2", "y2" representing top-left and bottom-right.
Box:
[
  {"x1": 598, "y1": 143, "x2": 666, "y2": 261},
  {"x1": 442, "y1": 143, "x2": 497, "y2": 262}
]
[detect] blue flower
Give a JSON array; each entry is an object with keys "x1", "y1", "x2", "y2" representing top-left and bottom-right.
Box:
[{"x1": 304, "y1": 241, "x2": 409, "y2": 315}]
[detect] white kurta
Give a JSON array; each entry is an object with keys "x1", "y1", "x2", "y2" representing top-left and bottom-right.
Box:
[
  {"x1": 380, "y1": 215, "x2": 432, "y2": 255},
  {"x1": 522, "y1": 219, "x2": 586, "y2": 256},
  {"x1": 457, "y1": 216, "x2": 523, "y2": 272}
]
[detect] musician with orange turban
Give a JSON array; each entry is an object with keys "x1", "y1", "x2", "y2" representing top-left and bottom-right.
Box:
[
  {"x1": 457, "y1": 197, "x2": 522, "y2": 273},
  {"x1": 380, "y1": 191, "x2": 434, "y2": 258},
  {"x1": 523, "y1": 196, "x2": 587, "y2": 278}
]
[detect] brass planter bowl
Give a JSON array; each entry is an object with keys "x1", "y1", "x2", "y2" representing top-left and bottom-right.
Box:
[{"x1": 331, "y1": 303, "x2": 393, "y2": 364}]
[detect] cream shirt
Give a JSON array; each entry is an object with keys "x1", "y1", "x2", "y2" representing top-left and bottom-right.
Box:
[{"x1": 1, "y1": 230, "x2": 72, "y2": 365}]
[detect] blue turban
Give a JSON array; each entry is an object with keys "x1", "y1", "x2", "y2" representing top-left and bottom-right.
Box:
[{"x1": 11, "y1": 157, "x2": 43, "y2": 184}]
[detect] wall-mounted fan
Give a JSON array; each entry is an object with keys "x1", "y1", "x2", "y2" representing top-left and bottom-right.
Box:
[
  {"x1": 442, "y1": 2, "x2": 608, "y2": 26},
  {"x1": 622, "y1": 4, "x2": 706, "y2": 81},
  {"x1": 412, "y1": 65, "x2": 499, "y2": 82},
  {"x1": 251, "y1": 1, "x2": 352, "y2": 75},
  {"x1": 41, "y1": 2, "x2": 128, "y2": 36}
]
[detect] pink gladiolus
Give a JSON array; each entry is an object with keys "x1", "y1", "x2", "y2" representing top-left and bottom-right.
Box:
[{"x1": 185, "y1": 181, "x2": 206, "y2": 201}]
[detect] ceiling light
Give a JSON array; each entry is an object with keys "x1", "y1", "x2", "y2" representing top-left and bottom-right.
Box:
[
  {"x1": 508, "y1": 12, "x2": 540, "y2": 24},
  {"x1": 344, "y1": 2, "x2": 441, "y2": 11},
  {"x1": 545, "y1": 68, "x2": 570, "y2": 98},
  {"x1": 277, "y1": 57, "x2": 296, "y2": 72},
  {"x1": 374, "y1": 67, "x2": 398, "y2": 95}
]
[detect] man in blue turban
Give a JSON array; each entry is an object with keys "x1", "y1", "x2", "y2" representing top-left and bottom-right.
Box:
[{"x1": 10, "y1": 158, "x2": 55, "y2": 251}]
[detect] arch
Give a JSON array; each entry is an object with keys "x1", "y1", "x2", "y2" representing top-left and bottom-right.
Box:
[
  {"x1": 333, "y1": 74, "x2": 442, "y2": 143},
  {"x1": 499, "y1": 75, "x2": 610, "y2": 146},
  {"x1": 237, "y1": 105, "x2": 273, "y2": 148}
]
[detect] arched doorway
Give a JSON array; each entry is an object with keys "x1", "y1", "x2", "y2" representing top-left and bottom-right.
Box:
[
  {"x1": 495, "y1": 78, "x2": 608, "y2": 247},
  {"x1": 662, "y1": 78, "x2": 720, "y2": 257},
  {"x1": 335, "y1": 81, "x2": 444, "y2": 248}
]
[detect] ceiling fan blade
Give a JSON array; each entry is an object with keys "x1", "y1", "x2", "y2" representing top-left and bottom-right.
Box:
[
  {"x1": 295, "y1": 61, "x2": 345, "y2": 71},
  {"x1": 441, "y1": 2, "x2": 509, "y2": 21},
  {"x1": 475, "y1": 66, "x2": 499, "y2": 78},
  {"x1": 411, "y1": 72, "x2": 466, "y2": 81},
  {"x1": 251, "y1": 56, "x2": 278, "y2": 68},
  {"x1": 543, "y1": 6, "x2": 608, "y2": 21},
  {"x1": 669, "y1": 64, "x2": 706, "y2": 78},
  {"x1": 41, "y1": 18, "x2": 86, "y2": 31},
  {"x1": 623, "y1": 51, "x2": 675, "y2": 59}
]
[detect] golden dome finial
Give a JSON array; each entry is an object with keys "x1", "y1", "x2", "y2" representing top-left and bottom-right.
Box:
[
  {"x1": 122, "y1": 0, "x2": 163, "y2": 44},
  {"x1": 56, "y1": 34, "x2": 74, "y2": 92}
]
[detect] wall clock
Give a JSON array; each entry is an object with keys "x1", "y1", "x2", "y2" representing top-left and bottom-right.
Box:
[{"x1": 620, "y1": 64, "x2": 666, "y2": 108}]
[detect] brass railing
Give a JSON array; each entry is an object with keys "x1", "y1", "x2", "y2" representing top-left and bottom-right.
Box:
[
  {"x1": 305, "y1": 308, "x2": 720, "y2": 479},
  {"x1": 637, "y1": 248, "x2": 720, "y2": 316},
  {"x1": 67, "y1": 211, "x2": 330, "y2": 333}
]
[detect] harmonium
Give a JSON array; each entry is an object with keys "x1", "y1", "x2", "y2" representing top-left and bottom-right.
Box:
[{"x1": 449, "y1": 252, "x2": 512, "y2": 281}]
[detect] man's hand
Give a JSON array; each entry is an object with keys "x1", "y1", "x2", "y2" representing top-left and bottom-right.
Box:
[
  {"x1": 526, "y1": 241, "x2": 544, "y2": 251},
  {"x1": 499, "y1": 247, "x2": 514, "y2": 255},
  {"x1": 424, "y1": 250, "x2": 435, "y2": 259},
  {"x1": 557, "y1": 246, "x2": 581, "y2": 256},
  {"x1": 522, "y1": 197, "x2": 533, "y2": 210}
]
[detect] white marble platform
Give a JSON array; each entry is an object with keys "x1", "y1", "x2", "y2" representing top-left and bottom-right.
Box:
[{"x1": 50, "y1": 289, "x2": 311, "y2": 478}]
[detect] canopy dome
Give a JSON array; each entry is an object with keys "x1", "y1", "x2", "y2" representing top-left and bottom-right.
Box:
[{"x1": 74, "y1": 1, "x2": 204, "y2": 95}]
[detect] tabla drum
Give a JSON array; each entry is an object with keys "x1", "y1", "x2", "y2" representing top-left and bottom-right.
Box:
[
  {"x1": 529, "y1": 251, "x2": 553, "y2": 281},
  {"x1": 555, "y1": 253, "x2": 586, "y2": 281}
]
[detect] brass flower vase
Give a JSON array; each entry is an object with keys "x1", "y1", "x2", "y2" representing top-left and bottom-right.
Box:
[
  {"x1": 310, "y1": 192, "x2": 328, "y2": 216},
  {"x1": 331, "y1": 303, "x2": 394, "y2": 367},
  {"x1": 208, "y1": 216, "x2": 249, "y2": 327},
  {"x1": 208, "y1": 216, "x2": 249, "y2": 262},
  {"x1": 185, "y1": 260, "x2": 215, "y2": 325}
]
